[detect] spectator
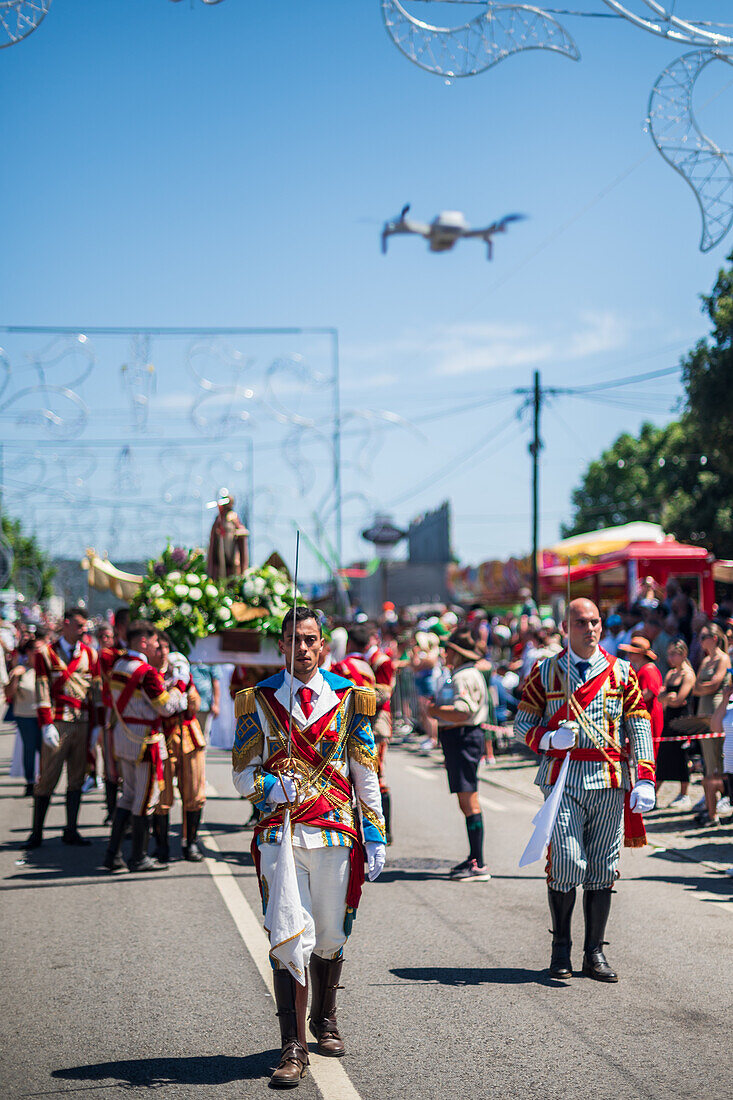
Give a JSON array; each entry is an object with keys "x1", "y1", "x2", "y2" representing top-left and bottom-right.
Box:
[
  {"x1": 5, "y1": 636, "x2": 42, "y2": 796},
  {"x1": 190, "y1": 662, "x2": 221, "y2": 740},
  {"x1": 600, "y1": 613, "x2": 623, "y2": 656},
  {"x1": 618, "y1": 636, "x2": 664, "y2": 759},
  {"x1": 693, "y1": 623, "x2": 731, "y2": 826},
  {"x1": 656, "y1": 640, "x2": 696, "y2": 809},
  {"x1": 411, "y1": 631, "x2": 440, "y2": 754}
]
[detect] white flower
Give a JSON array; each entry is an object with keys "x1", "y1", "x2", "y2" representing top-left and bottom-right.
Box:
[
  {"x1": 180, "y1": 602, "x2": 192, "y2": 616},
  {"x1": 205, "y1": 584, "x2": 218, "y2": 598},
  {"x1": 174, "y1": 584, "x2": 189, "y2": 598},
  {"x1": 189, "y1": 587, "x2": 203, "y2": 601},
  {"x1": 223, "y1": 596, "x2": 233, "y2": 607},
  {"x1": 273, "y1": 581, "x2": 288, "y2": 597},
  {"x1": 168, "y1": 571, "x2": 181, "y2": 582},
  {"x1": 217, "y1": 606, "x2": 232, "y2": 620},
  {"x1": 185, "y1": 573, "x2": 200, "y2": 585},
  {"x1": 149, "y1": 583, "x2": 164, "y2": 598}
]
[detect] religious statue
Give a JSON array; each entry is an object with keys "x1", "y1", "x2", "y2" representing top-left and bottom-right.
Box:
[{"x1": 206, "y1": 488, "x2": 249, "y2": 581}]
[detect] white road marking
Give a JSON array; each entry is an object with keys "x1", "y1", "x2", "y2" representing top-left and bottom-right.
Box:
[
  {"x1": 200, "y1": 788, "x2": 363, "y2": 1100},
  {"x1": 479, "y1": 795, "x2": 506, "y2": 814},
  {"x1": 405, "y1": 764, "x2": 438, "y2": 781}
]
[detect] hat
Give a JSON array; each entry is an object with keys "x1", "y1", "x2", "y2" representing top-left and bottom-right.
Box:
[
  {"x1": 492, "y1": 623, "x2": 512, "y2": 642},
  {"x1": 446, "y1": 628, "x2": 484, "y2": 663},
  {"x1": 618, "y1": 635, "x2": 657, "y2": 662},
  {"x1": 606, "y1": 614, "x2": 622, "y2": 628}
]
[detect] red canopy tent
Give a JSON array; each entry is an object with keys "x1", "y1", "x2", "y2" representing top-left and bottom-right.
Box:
[{"x1": 540, "y1": 540, "x2": 715, "y2": 614}]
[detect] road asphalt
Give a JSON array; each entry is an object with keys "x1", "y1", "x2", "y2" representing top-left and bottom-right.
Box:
[{"x1": 2, "y1": 723, "x2": 732, "y2": 1100}]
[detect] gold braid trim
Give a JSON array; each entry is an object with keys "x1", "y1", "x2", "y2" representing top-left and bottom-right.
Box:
[
  {"x1": 348, "y1": 736, "x2": 378, "y2": 770},
  {"x1": 353, "y1": 686, "x2": 376, "y2": 716},
  {"x1": 232, "y1": 727, "x2": 263, "y2": 772},
  {"x1": 235, "y1": 688, "x2": 256, "y2": 717}
]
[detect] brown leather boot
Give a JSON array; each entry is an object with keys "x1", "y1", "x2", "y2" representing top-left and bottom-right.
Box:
[
  {"x1": 308, "y1": 953, "x2": 345, "y2": 1057},
  {"x1": 270, "y1": 969, "x2": 308, "y2": 1088}
]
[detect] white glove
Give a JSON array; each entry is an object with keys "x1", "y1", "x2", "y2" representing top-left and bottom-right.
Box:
[
  {"x1": 90, "y1": 726, "x2": 103, "y2": 749},
  {"x1": 42, "y1": 724, "x2": 60, "y2": 749},
  {"x1": 543, "y1": 721, "x2": 579, "y2": 751},
  {"x1": 267, "y1": 775, "x2": 298, "y2": 805},
  {"x1": 629, "y1": 780, "x2": 656, "y2": 814},
  {"x1": 365, "y1": 841, "x2": 387, "y2": 882}
]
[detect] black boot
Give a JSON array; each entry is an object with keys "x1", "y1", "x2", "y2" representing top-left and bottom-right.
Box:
[
  {"x1": 381, "y1": 790, "x2": 393, "y2": 846},
  {"x1": 24, "y1": 782, "x2": 34, "y2": 797},
  {"x1": 63, "y1": 790, "x2": 91, "y2": 846},
  {"x1": 183, "y1": 809, "x2": 204, "y2": 861},
  {"x1": 547, "y1": 887, "x2": 576, "y2": 979},
  {"x1": 104, "y1": 780, "x2": 118, "y2": 824},
  {"x1": 128, "y1": 815, "x2": 166, "y2": 873},
  {"x1": 582, "y1": 888, "x2": 618, "y2": 982},
  {"x1": 270, "y1": 969, "x2": 309, "y2": 1088},
  {"x1": 25, "y1": 794, "x2": 51, "y2": 849},
  {"x1": 309, "y1": 954, "x2": 345, "y2": 1056},
  {"x1": 103, "y1": 807, "x2": 131, "y2": 872},
  {"x1": 151, "y1": 813, "x2": 170, "y2": 865}
]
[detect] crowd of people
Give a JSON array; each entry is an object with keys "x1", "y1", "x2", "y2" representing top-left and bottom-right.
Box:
[{"x1": 1, "y1": 574, "x2": 732, "y2": 869}]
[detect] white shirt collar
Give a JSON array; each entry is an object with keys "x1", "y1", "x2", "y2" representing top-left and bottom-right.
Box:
[
  {"x1": 283, "y1": 669, "x2": 324, "y2": 698},
  {"x1": 567, "y1": 644, "x2": 599, "y2": 667}
]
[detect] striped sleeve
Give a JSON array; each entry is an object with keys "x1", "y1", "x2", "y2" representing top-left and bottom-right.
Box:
[
  {"x1": 513, "y1": 662, "x2": 548, "y2": 754},
  {"x1": 623, "y1": 666, "x2": 655, "y2": 783}
]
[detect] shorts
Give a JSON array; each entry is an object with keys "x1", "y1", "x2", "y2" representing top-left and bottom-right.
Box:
[
  {"x1": 439, "y1": 725, "x2": 485, "y2": 794},
  {"x1": 701, "y1": 737, "x2": 724, "y2": 777}
]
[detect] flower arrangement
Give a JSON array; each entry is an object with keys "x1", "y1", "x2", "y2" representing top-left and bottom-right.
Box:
[
  {"x1": 130, "y1": 546, "x2": 302, "y2": 652},
  {"x1": 231, "y1": 564, "x2": 305, "y2": 637},
  {"x1": 131, "y1": 545, "x2": 232, "y2": 655}
]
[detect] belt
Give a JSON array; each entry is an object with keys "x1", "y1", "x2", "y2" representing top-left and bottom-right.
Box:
[{"x1": 548, "y1": 747, "x2": 626, "y2": 763}]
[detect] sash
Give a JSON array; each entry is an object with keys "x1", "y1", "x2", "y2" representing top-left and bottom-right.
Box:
[
  {"x1": 45, "y1": 644, "x2": 88, "y2": 710},
  {"x1": 260, "y1": 686, "x2": 349, "y2": 747},
  {"x1": 546, "y1": 650, "x2": 614, "y2": 731},
  {"x1": 111, "y1": 662, "x2": 165, "y2": 787}
]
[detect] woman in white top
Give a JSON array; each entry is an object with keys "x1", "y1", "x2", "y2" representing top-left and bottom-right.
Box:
[{"x1": 5, "y1": 637, "x2": 42, "y2": 796}]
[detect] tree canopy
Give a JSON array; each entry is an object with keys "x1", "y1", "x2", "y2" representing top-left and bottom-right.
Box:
[
  {"x1": 563, "y1": 253, "x2": 733, "y2": 559},
  {"x1": 1, "y1": 512, "x2": 56, "y2": 602}
]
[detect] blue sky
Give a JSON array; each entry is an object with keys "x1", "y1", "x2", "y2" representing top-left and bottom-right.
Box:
[{"x1": 1, "y1": 1, "x2": 731, "y2": 579}]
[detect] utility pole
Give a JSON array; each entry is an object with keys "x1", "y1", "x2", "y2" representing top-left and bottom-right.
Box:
[{"x1": 530, "y1": 370, "x2": 542, "y2": 605}]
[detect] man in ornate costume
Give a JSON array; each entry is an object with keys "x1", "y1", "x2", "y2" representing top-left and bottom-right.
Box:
[
  {"x1": 27, "y1": 608, "x2": 104, "y2": 849},
  {"x1": 231, "y1": 606, "x2": 386, "y2": 1089},
  {"x1": 514, "y1": 598, "x2": 656, "y2": 982},
  {"x1": 103, "y1": 622, "x2": 186, "y2": 873},
  {"x1": 206, "y1": 487, "x2": 249, "y2": 580}
]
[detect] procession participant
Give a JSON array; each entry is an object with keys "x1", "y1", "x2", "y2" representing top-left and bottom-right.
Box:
[
  {"x1": 99, "y1": 608, "x2": 130, "y2": 823},
  {"x1": 103, "y1": 622, "x2": 185, "y2": 873},
  {"x1": 333, "y1": 624, "x2": 393, "y2": 844},
  {"x1": 514, "y1": 598, "x2": 655, "y2": 982},
  {"x1": 617, "y1": 635, "x2": 664, "y2": 758},
  {"x1": 428, "y1": 628, "x2": 491, "y2": 882},
  {"x1": 26, "y1": 608, "x2": 104, "y2": 849},
  {"x1": 365, "y1": 625, "x2": 395, "y2": 845},
  {"x1": 191, "y1": 661, "x2": 220, "y2": 741},
  {"x1": 206, "y1": 487, "x2": 249, "y2": 580},
  {"x1": 151, "y1": 632, "x2": 206, "y2": 864},
  {"x1": 232, "y1": 606, "x2": 386, "y2": 1089}
]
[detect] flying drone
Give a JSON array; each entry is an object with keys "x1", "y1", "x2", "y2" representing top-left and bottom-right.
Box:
[{"x1": 381, "y1": 205, "x2": 525, "y2": 259}]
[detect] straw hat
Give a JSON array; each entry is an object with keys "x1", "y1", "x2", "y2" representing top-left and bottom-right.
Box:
[{"x1": 617, "y1": 635, "x2": 658, "y2": 662}]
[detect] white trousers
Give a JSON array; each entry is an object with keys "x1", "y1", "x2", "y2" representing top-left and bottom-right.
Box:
[{"x1": 259, "y1": 843, "x2": 350, "y2": 963}]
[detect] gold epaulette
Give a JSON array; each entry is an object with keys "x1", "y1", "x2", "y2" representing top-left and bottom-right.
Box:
[
  {"x1": 353, "y1": 686, "x2": 376, "y2": 717},
  {"x1": 235, "y1": 688, "x2": 257, "y2": 717}
]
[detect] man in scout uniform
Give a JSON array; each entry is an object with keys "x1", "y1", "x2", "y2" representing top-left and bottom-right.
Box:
[
  {"x1": 151, "y1": 632, "x2": 207, "y2": 864},
  {"x1": 27, "y1": 607, "x2": 104, "y2": 849},
  {"x1": 103, "y1": 621, "x2": 186, "y2": 873},
  {"x1": 232, "y1": 606, "x2": 387, "y2": 1089},
  {"x1": 514, "y1": 598, "x2": 656, "y2": 982}
]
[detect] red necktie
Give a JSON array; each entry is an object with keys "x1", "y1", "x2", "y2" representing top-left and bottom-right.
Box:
[{"x1": 299, "y1": 686, "x2": 313, "y2": 720}]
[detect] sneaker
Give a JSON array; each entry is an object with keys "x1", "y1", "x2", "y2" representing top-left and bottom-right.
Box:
[
  {"x1": 81, "y1": 775, "x2": 95, "y2": 793},
  {"x1": 669, "y1": 794, "x2": 692, "y2": 811},
  {"x1": 449, "y1": 858, "x2": 472, "y2": 879},
  {"x1": 419, "y1": 738, "x2": 434, "y2": 755},
  {"x1": 716, "y1": 796, "x2": 731, "y2": 814},
  {"x1": 451, "y1": 859, "x2": 491, "y2": 882},
  {"x1": 725, "y1": 867, "x2": 733, "y2": 878}
]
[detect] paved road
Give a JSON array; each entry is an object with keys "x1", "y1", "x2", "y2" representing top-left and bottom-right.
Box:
[{"x1": 2, "y1": 724, "x2": 732, "y2": 1100}]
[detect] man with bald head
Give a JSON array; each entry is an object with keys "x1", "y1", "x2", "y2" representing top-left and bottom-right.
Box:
[{"x1": 515, "y1": 598, "x2": 655, "y2": 983}]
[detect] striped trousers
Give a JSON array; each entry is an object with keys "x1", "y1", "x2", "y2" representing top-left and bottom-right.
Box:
[{"x1": 543, "y1": 786, "x2": 625, "y2": 892}]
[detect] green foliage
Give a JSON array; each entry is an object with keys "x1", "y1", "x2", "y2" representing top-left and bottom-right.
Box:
[
  {"x1": 564, "y1": 252, "x2": 733, "y2": 559},
  {"x1": 1, "y1": 512, "x2": 56, "y2": 601}
]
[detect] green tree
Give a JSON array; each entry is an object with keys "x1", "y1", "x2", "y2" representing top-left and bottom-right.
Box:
[
  {"x1": 1, "y1": 512, "x2": 56, "y2": 601},
  {"x1": 563, "y1": 252, "x2": 733, "y2": 558}
]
